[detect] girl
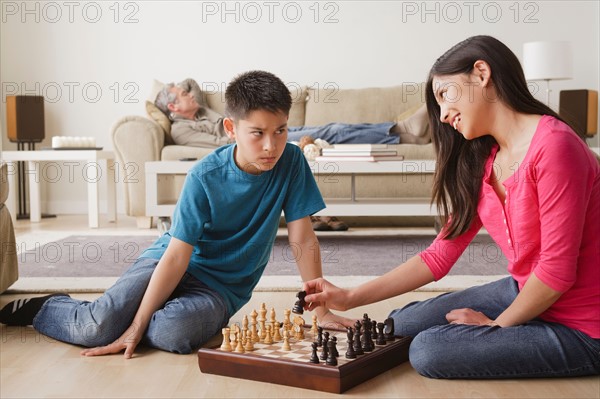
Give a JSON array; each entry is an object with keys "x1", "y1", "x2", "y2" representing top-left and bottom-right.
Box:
[{"x1": 302, "y1": 35, "x2": 600, "y2": 379}]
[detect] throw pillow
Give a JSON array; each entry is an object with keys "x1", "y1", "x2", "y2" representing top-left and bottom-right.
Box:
[{"x1": 145, "y1": 101, "x2": 174, "y2": 145}]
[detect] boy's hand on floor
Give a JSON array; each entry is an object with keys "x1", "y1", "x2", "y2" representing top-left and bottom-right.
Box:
[{"x1": 80, "y1": 324, "x2": 142, "y2": 359}]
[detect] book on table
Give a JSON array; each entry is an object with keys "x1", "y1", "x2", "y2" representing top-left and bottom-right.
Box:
[{"x1": 315, "y1": 154, "x2": 404, "y2": 162}]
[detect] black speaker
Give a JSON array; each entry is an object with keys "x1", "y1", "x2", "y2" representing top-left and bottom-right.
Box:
[
  {"x1": 559, "y1": 90, "x2": 598, "y2": 139},
  {"x1": 6, "y1": 95, "x2": 45, "y2": 143}
]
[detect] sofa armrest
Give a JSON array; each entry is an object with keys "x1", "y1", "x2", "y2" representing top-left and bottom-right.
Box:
[{"x1": 111, "y1": 115, "x2": 164, "y2": 217}]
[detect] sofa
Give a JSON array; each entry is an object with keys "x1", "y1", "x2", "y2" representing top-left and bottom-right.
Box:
[
  {"x1": 111, "y1": 83, "x2": 436, "y2": 228},
  {"x1": 0, "y1": 162, "x2": 19, "y2": 292}
]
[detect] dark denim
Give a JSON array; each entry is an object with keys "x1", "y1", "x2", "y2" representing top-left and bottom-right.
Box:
[
  {"x1": 33, "y1": 257, "x2": 229, "y2": 354},
  {"x1": 389, "y1": 277, "x2": 600, "y2": 378}
]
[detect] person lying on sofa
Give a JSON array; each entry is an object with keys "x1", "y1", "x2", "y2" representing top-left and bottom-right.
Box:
[
  {"x1": 155, "y1": 79, "x2": 430, "y2": 231},
  {"x1": 0, "y1": 70, "x2": 354, "y2": 358},
  {"x1": 154, "y1": 78, "x2": 431, "y2": 148}
]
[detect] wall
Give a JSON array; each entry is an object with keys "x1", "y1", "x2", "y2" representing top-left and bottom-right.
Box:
[{"x1": 1, "y1": 0, "x2": 598, "y2": 215}]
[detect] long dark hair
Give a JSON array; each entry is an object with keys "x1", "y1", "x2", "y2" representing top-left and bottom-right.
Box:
[{"x1": 426, "y1": 35, "x2": 564, "y2": 239}]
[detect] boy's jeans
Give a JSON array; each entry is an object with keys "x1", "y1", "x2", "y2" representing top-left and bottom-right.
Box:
[
  {"x1": 389, "y1": 277, "x2": 600, "y2": 378},
  {"x1": 33, "y1": 257, "x2": 228, "y2": 354}
]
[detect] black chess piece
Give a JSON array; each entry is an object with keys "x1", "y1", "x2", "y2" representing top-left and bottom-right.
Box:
[
  {"x1": 362, "y1": 321, "x2": 374, "y2": 352},
  {"x1": 353, "y1": 325, "x2": 364, "y2": 356},
  {"x1": 331, "y1": 336, "x2": 339, "y2": 357},
  {"x1": 309, "y1": 342, "x2": 320, "y2": 364},
  {"x1": 320, "y1": 335, "x2": 329, "y2": 361},
  {"x1": 292, "y1": 290, "x2": 307, "y2": 314},
  {"x1": 326, "y1": 340, "x2": 338, "y2": 366},
  {"x1": 317, "y1": 326, "x2": 324, "y2": 347},
  {"x1": 345, "y1": 327, "x2": 356, "y2": 359},
  {"x1": 376, "y1": 322, "x2": 387, "y2": 345},
  {"x1": 371, "y1": 319, "x2": 378, "y2": 341},
  {"x1": 384, "y1": 317, "x2": 396, "y2": 342}
]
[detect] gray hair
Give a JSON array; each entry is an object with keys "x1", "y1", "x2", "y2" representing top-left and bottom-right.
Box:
[{"x1": 154, "y1": 83, "x2": 176, "y2": 116}]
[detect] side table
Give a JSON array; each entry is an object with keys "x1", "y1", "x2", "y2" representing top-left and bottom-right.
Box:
[{"x1": 1, "y1": 150, "x2": 117, "y2": 228}]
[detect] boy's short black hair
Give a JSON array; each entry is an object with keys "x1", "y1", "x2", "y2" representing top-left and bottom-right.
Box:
[{"x1": 224, "y1": 70, "x2": 292, "y2": 121}]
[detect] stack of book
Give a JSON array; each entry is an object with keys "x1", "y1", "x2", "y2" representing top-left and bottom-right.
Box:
[{"x1": 315, "y1": 144, "x2": 404, "y2": 162}]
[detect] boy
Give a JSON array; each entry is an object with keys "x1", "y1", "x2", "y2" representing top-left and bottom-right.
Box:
[{"x1": 0, "y1": 70, "x2": 352, "y2": 358}]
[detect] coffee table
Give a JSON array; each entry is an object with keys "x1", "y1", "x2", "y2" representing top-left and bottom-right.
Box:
[
  {"x1": 145, "y1": 160, "x2": 436, "y2": 218},
  {"x1": 1, "y1": 150, "x2": 117, "y2": 228}
]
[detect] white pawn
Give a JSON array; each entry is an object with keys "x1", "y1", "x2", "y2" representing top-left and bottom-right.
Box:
[
  {"x1": 282, "y1": 330, "x2": 291, "y2": 351},
  {"x1": 264, "y1": 324, "x2": 273, "y2": 345}
]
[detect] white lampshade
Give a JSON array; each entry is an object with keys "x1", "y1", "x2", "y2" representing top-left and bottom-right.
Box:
[{"x1": 523, "y1": 41, "x2": 573, "y2": 81}]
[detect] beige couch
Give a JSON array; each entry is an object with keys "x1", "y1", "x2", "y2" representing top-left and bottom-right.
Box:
[
  {"x1": 111, "y1": 84, "x2": 436, "y2": 228},
  {"x1": 0, "y1": 162, "x2": 19, "y2": 292}
]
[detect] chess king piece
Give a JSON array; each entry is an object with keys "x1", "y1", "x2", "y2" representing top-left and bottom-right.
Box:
[{"x1": 292, "y1": 290, "x2": 307, "y2": 314}]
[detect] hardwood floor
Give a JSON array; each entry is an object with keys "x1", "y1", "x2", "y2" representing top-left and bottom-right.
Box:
[{"x1": 1, "y1": 215, "x2": 598, "y2": 398}]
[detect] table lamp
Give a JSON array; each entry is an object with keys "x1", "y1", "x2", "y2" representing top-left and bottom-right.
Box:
[{"x1": 522, "y1": 41, "x2": 573, "y2": 106}]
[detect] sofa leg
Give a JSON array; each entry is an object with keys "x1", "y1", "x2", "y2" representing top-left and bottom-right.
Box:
[{"x1": 136, "y1": 216, "x2": 153, "y2": 229}]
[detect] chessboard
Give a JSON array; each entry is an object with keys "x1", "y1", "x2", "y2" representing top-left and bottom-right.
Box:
[{"x1": 197, "y1": 305, "x2": 411, "y2": 394}]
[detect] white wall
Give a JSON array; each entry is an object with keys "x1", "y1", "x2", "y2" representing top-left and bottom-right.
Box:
[{"x1": 1, "y1": 0, "x2": 598, "y2": 215}]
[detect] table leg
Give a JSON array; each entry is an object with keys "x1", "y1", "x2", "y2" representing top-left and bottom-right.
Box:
[
  {"x1": 87, "y1": 161, "x2": 100, "y2": 228},
  {"x1": 28, "y1": 161, "x2": 41, "y2": 223},
  {"x1": 106, "y1": 159, "x2": 117, "y2": 222},
  {"x1": 5, "y1": 161, "x2": 17, "y2": 224}
]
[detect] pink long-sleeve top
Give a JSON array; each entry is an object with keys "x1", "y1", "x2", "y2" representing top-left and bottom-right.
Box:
[{"x1": 420, "y1": 116, "x2": 600, "y2": 338}]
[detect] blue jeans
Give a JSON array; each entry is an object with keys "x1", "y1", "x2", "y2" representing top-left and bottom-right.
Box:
[
  {"x1": 288, "y1": 122, "x2": 399, "y2": 144},
  {"x1": 389, "y1": 277, "x2": 600, "y2": 379},
  {"x1": 32, "y1": 257, "x2": 229, "y2": 354}
]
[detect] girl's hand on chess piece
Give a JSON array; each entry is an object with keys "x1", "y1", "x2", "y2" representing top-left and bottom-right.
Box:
[
  {"x1": 80, "y1": 322, "x2": 142, "y2": 359},
  {"x1": 446, "y1": 308, "x2": 498, "y2": 327},
  {"x1": 303, "y1": 277, "x2": 353, "y2": 312}
]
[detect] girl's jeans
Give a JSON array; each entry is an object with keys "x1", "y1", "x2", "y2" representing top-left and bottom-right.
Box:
[
  {"x1": 33, "y1": 257, "x2": 229, "y2": 354},
  {"x1": 389, "y1": 277, "x2": 600, "y2": 378}
]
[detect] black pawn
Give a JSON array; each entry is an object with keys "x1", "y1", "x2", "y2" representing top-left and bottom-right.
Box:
[
  {"x1": 331, "y1": 336, "x2": 339, "y2": 358},
  {"x1": 376, "y1": 322, "x2": 387, "y2": 345},
  {"x1": 384, "y1": 317, "x2": 396, "y2": 342},
  {"x1": 345, "y1": 328, "x2": 356, "y2": 359},
  {"x1": 371, "y1": 319, "x2": 378, "y2": 341},
  {"x1": 309, "y1": 342, "x2": 319, "y2": 364},
  {"x1": 292, "y1": 290, "x2": 306, "y2": 314},
  {"x1": 326, "y1": 340, "x2": 338, "y2": 366},
  {"x1": 320, "y1": 337, "x2": 329, "y2": 361}
]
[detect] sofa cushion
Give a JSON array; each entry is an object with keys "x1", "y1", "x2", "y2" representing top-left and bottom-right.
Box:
[
  {"x1": 304, "y1": 84, "x2": 424, "y2": 126},
  {"x1": 145, "y1": 101, "x2": 174, "y2": 145},
  {"x1": 205, "y1": 86, "x2": 308, "y2": 127}
]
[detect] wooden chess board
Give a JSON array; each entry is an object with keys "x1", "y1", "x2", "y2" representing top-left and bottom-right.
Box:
[{"x1": 197, "y1": 326, "x2": 411, "y2": 394}]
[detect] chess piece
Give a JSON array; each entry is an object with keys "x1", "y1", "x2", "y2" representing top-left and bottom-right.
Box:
[
  {"x1": 320, "y1": 335, "x2": 329, "y2": 361},
  {"x1": 293, "y1": 316, "x2": 305, "y2": 340},
  {"x1": 309, "y1": 342, "x2": 319, "y2": 364},
  {"x1": 283, "y1": 309, "x2": 292, "y2": 334},
  {"x1": 317, "y1": 326, "x2": 323, "y2": 347},
  {"x1": 292, "y1": 290, "x2": 307, "y2": 314},
  {"x1": 345, "y1": 327, "x2": 356, "y2": 359},
  {"x1": 282, "y1": 330, "x2": 291, "y2": 351},
  {"x1": 259, "y1": 304, "x2": 267, "y2": 341},
  {"x1": 376, "y1": 322, "x2": 387, "y2": 345},
  {"x1": 326, "y1": 340, "x2": 338, "y2": 366},
  {"x1": 244, "y1": 333, "x2": 255, "y2": 351},
  {"x1": 250, "y1": 309, "x2": 259, "y2": 342},
  {"x1": 273, "y1": 322, "x2": 282, "y2": 342},
  {"x1": 362, "y1": 322, "x2": 374, "y2": 352},
  {"x1": 331, "y1": 336, "x2": 339, "y2": 358},
  {"x1": 264, "y1": 324, "x2": 273, "y2": 344},
  {"x1": 353, "y1": 325, "x2": 364, "y2": 356},
  {"x1": 371, "y1": 319, "x2": 378, "y2": 341},
  {"x1": 311, "y1": 314, "x2": 318, "y2": 337},
  {"x1": 384, "y1": 317, "x2": 396, "y2": 341},
  {"x1": 220, "y1": 327, "x2": 232, "y2": 352},
  {"x1": 234, "y1": 335, "x2": 245, "y2": 353}
]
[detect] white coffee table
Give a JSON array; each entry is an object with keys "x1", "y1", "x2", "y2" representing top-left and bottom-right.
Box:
[
  {"x1": 145, "y1": 160, "x2": 437, "y2": 218},
  {"x1": 1, "y1": 150, "x2": 117, "y2": 228}
]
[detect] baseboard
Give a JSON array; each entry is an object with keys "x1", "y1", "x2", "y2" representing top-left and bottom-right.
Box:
[{"x1": 4, "y1": 275, "x2": 507, "y2": 294}]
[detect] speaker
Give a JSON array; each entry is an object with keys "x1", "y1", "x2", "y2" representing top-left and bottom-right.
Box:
[
  {"x1": 6, "y1": 95, "x2": 45, "y2": 143},
  {"x1": 559, "y1": 90, "x2": 598, "y2": 139}
]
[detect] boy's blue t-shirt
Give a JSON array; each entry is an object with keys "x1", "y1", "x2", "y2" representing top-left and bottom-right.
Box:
[{"x1": 140, "y1": 143, "x2": 325, "y2": 316}]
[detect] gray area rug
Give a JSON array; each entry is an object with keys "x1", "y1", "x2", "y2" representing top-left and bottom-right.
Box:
[{"x1": 17, "y1": 235, "x2": 508, "y2": 278}]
